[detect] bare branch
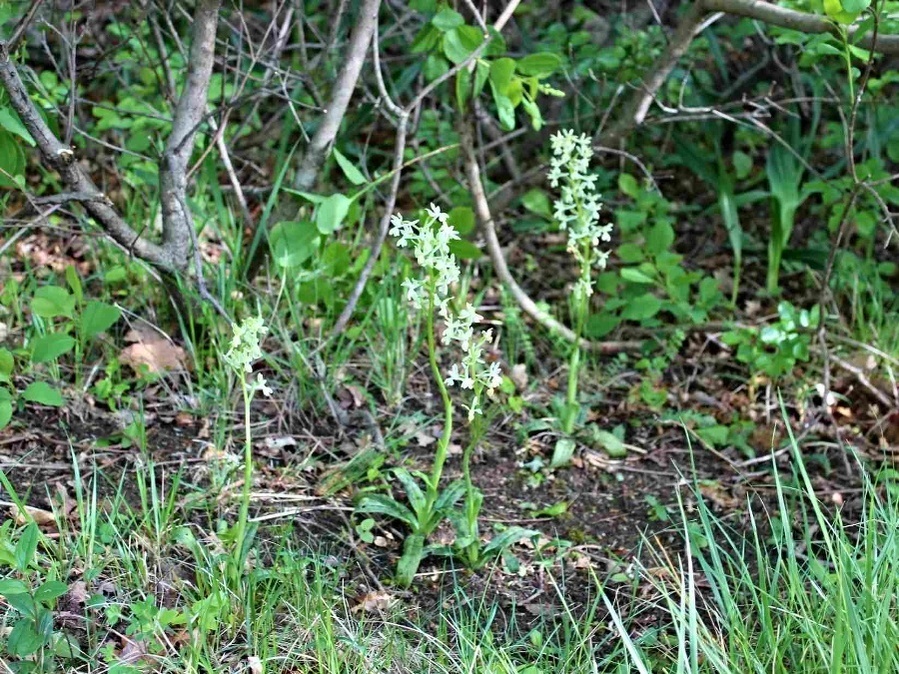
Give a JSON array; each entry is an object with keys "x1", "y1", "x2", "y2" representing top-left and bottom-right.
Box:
[
  {"x1": 7, "y1": 0, "x2": 45, "y2": 50},
  {"x1": 0, "y1": 41, "x2": 172, "y2": 266},
  {"x1": 601, "y1": 2, "x2": 706, "y2": 144},
  {"x1": 292, "y1": 0, "x2": 381, "y2": 191},
  {"x1": 602, "y1": 0, "x2": 899, "y2": 144},
  {"x1": 159, "y1": 0, "x2": 222, "y2": 268}
]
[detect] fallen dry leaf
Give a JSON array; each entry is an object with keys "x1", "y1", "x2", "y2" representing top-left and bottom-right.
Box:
[
  {"x1": 510, "y1": 363, "x2": 528, "y2": 391},
  {"x1": 174, "y1": 411, "x2": 194, "y2": 427},
  {"x1": 119, "y1": 328, "x2": 187, "y2": 374},
  {"x1": 415, "y1": 430, "x2": 437, "y2": 447},
  {"x1": 351, "y1": 590, "x2": 397, "y2": 615},
  {"x1": 248, "y1": 656, "x2": 264, "y2": 674},
  {"x1": 10, "y1": 504, "x2": 57, "y2": 528},
  {"x1": 117, "y1": 638, "x2": 149, "y2": 665}
]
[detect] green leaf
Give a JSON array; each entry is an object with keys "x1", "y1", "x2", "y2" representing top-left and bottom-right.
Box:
[
  {"x1": 443, "y1": 28, "x2": 471, "y2": 64},
  {"x1": 392, "y1": 468, "x2": 427, "y2": 520},
  {"x1": 8, "y1": 618, "x2": 42, "y2": 656},
  {"x1": 0, "y1": 579, "x2": 29, "y2": 595},
  {"x1": 515, "y1": 53, "x2": 563, "y2": 78},
  {"x1": 594, "y1": 429, "x2": 627, "y2": 457},
  {"x1": 492, "y1": 89, "x2": 515, "y2": 130},
  {"x1": 315, "y1": 193, "x2": 353, "y2": 234},
  {"x1": 448, "y1": 239, "x2": 482, "y2": 259},
  {"x1": 34, "y1": 580, "x2": 68, "y2": 604},
  {"x1": 646, "y1": 221, "x2": 674, "y2": 256},
  {"x1": 65, "y1": 265, "x2": 83, "y2": 303},
  {"x1": 432, "y1": 8, "x2": 464, "y2": 30},
  {"x1": 356, "y1": 494, "x2": 417, "y2": 529},
  {"x1": 620, "y1": 293, "x2": 662, "y2": 321},
  {"x1": 21, "y1": 381, "x2": 65, "y2": 407},
  {"x1": 521, "y1": 97, "x2": 544, "y2": 131},
  {"x1": 617, "y1": 243, "x2": 644, "y2": 263},
  {"x1": 0, "y1": 399, "x2": 11, "y2": 430},
  {"x1": 482, "y1": 526, "x2": 539, "y2": 556},
  {"x1": 0, "y1": 347, "x2": 13, "y2": 382},
  {"x1": 620, "y1": 267, "x2": 655, "y2": 284},
  {"x1": 585, "y1": 312, "x2": 619, "y2": 339},
  {"x1": 551, "y1": 437, "x2": 576, "y2": 468},
  {"x1": 396, "y1": 533, "x2": 426, "y2": 587},
  {"x1": 618, "y1": 173, "x2": 640, "y2": 198},
  {"x1": 30, "y1": 333, "x2": 75, "y2": 364},
  {"x1": 455, "y1": 68, "x2": 472, "y2": 110},
  {"x1": 433, "y1": 480, "x2": 466, "y2": 512},
  {"x1": 521, "y1": 189, "x2": 551, "y2": 217},
  {"x1": 424, "y1": 52, "x2": 450, "y2": 81},
  {"x1": 732, "y1": 151, "x2": 752, "y2": 179},
  {"x1": 473, "y1": 60, "x2": 490, "y2": 98},
  {"x1": 5, "y1": 591, "x2": 36, "y2": 617},
  {"x1": 15, "y1": 522, "x2": 39, "y2": 572},
  {"x1": 447, "y1": 206, "x2": 475, "y2": 235},
  {"x1": 696, "y1": 425, "x2": 729, "y2": 446},
  {"x1": 0, "y1": 129, "x2": 25, "y2": 189},
  {"x1": 489, "y1": 58, "x2": 516, "y2": 95},
  {"x1": 332, "y1": 148, "x2": 366, "y2": 186},
  {"x1": 442, "y1": 26, "x2": 483, "y2": 64},
  {"x1": 0, "y1": 107, "x2": 35, "y2": 145},
  {"x1": 411, "y1": 24, "x2": 440, "y2": 53},
  {"x1": 269, "y1": 220, "x2": 319, "y2": 268},
  {"x1": 81, "y1": 301, "x2": 121, "y2": 340},
  {"x1": 31, "y1": 286, "x2": 75, "y2": 319}
]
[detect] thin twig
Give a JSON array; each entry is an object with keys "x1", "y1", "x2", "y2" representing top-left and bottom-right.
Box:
[
  {"x1": 292, "y1": 0, "x2": 381, "y2": 191},
  {"x1": 461, "y1": 115, "x2": 641, "y2": 354},
  {"x1": 328, "y1": 0, "x2": 524, "y2": 337}
]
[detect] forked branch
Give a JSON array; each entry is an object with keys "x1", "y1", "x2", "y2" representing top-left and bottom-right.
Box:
[
  {"x1": 0, "y1": 0, "x2": 222, "y2": 273},
  {"x1": 603, "y1": 0, "x2": 899, "y2": 144}
]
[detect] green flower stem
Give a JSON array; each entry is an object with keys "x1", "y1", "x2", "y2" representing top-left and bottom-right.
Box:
[
  {"x1": 422, "y1": 285, "x2": 453, "y2": 529},
  {"x1": 563, "y1": 344, "x2": 581, "y2": 434},
  {"x1": 563, "y1": 241, "x2": 591, "y2": 435},
  {"x1": 462, "y1": 412, "x2": 485, "y2": 566},
  {"x1": 234, "y1": 380, "x2": 253, "y2": 562}
]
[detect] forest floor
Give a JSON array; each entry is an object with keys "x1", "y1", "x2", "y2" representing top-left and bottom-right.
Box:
[{"x1": 0, "y1": 224, "x2": 888, "y2": 634}]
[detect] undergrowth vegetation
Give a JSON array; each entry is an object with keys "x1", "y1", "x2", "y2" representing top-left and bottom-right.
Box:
[{"x1": 0, "y1": 0, "x2": 898, "y2": 671}]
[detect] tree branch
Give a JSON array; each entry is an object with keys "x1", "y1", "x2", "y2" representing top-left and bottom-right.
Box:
[
  {"x1": 602, "y1": 0, "x2": 899, "y2": 144},
  {"x1": 159, "y1": 0, "x2": 222, "y2": 269},
  {"x1": 601, "y1": 2, "x2": 707, "y2": 145},
  {"x1": 292, "y1": 0, "x2": 381, "y2": 191},
  {"x1": 704, "y1": 0, "x2": 899, "y2": 53},
  {"x1": 0, "y1": 0, "x2": 222, "y2": 274},
  {"x1": 0, "y1": 41, "x2": 172, "y2": 266}
]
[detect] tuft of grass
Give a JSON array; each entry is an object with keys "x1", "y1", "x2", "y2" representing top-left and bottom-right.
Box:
[{"x1": 612, "y1": 422, "x2": 899, "y2": 673}]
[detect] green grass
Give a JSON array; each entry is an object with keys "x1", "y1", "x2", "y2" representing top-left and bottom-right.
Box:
[
  {"x1": 612, "y1": 428, "x2": 899, "y2": 673},
  {"x1": 2, "y1": 425, "x2": 898, "y2": 672}
]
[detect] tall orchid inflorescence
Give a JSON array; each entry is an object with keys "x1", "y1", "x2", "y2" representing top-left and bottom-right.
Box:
[
  {"x1": 548, "y1": 129, "x2": 613, "y2": 436},
  {"x1": 548, "y1": 129, "x2": 613, "y2": 304},
  {"x1": 222, "y1": 315, "x2": 272, "y2": 570},
  {"x1": 390, "y1": 204, "x2": 502, "y2": 420},
  {"x1": 223, "y1": 315, "x2": 272, "y2": 397},
  {"x1": 357, "y1": 203, "x2": 508, "y2": 586}
]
